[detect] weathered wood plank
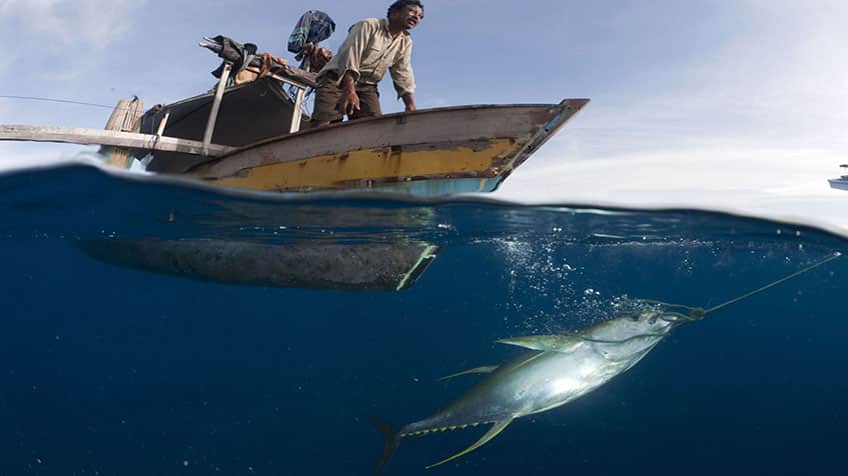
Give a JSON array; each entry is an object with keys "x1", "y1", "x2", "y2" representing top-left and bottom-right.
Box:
[
  {"x1": 100, "y1": 98, "x2": 145, "y2": 168},
  {"x1": 0, "y1": 124, "x2": 237, "y2": 157},
  {"x1": 189, "y1": 101, "x2": 589, "y2": 179}
]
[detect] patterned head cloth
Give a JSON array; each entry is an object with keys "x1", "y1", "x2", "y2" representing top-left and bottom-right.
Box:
[{"x1": 288, "y1": 10, "x2": 336, "y2": 55}]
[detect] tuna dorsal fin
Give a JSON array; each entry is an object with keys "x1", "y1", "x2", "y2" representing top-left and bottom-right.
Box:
[
  {"x1": 438, "y1": 365, "x2": 498, "y2": 381},
  {"x1": 496, "y1": 335, "x2": 582, "y2": 353},
  {"x1": 425, "y1": 417, "x2": 514, "y2": 469}
]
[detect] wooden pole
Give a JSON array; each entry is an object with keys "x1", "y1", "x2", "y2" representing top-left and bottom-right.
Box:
[
  {"x1": 203, "y1": 63, "x2": 232, "y2": 157},
  {"x1": 0, "y1": 125, "x2": 236, "y2": 157},
  {"x1": 290, "y1": 87, "x2": 305, "y2": 133},
  {"x1": 100, "y1": 98, "x2": 144, "y2": 168}
]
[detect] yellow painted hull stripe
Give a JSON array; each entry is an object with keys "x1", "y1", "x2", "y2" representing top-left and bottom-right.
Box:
[{"x1": 210, "y1": 139, "x2": 520, "y2": 191}]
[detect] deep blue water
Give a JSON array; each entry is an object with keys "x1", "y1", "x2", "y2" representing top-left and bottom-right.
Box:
[{"x1": 1, "y1": 164, "x2": 846, "y2": 476}]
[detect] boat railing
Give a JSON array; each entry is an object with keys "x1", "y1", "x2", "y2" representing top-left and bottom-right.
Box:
[
  {"x1": 0, "y1": 36, "x2": 312, "y2": 164},
  {"x1": 197, "y1": 36, "x2": 313, "y2": 156}
]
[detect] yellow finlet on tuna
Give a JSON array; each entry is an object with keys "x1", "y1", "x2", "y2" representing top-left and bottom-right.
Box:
[{"x1": 425, "y1": 418, "x2": 514, "y2": 469}]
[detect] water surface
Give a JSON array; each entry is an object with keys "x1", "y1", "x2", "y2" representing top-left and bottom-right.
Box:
[{"x1": 1, "y1": 164, "x2": 846, "y2": 475}]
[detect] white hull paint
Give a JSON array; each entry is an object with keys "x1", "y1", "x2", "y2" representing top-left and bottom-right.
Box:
[{"x1": 829, "y1": 178, "x2": 848, "y2": 191}]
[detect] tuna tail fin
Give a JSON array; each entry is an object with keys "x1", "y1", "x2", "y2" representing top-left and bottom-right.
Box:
[{"x1": 370, "y1": 416, "x2": 401, "y2": 476}]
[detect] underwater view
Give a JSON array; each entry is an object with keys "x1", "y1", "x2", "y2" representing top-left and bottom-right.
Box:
[{"x1": 1, "y1": 164, "x2": 846, "y2": 476}]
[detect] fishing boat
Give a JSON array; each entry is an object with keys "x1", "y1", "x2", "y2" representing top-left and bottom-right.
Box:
[
  {"x1": 0, "y1": 35, "x2": 588, "y2": 197},
  {"x1": 828, "y1": 165, "x2": 848, "y2": 191},
  {"x1": 0, "y1": 34, "x2": 587, "y2": 291}
]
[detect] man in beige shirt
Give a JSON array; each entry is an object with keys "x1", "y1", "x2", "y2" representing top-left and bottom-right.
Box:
[{"x1": 311, "y1": 0, "x2": 423, "y2": 127}]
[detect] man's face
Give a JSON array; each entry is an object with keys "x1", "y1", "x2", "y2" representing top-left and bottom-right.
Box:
[{"x1": 390, "y1": 5, "x2": 424, "y2": 31}]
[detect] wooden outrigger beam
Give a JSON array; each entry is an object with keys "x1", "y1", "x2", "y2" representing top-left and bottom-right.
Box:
[
  {"x1": 0, "y1": 125, "x2": 237, "y2": 157},
  {"x1": 0, "y1": 37, "x2": 310, "y2": 164}
]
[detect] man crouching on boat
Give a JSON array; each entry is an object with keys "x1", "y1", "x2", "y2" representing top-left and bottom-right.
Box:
[{"x1": 311, "y1": 0, "x2": 423, "y2": 128}]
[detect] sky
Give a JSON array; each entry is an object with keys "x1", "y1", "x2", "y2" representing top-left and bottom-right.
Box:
[{"x1": 0, "y1": 0, "x2": 846, "y2": 233}]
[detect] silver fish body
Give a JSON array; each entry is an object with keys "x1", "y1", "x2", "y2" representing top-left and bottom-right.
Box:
[
  {"x1": 372, "y1": 311, "x2": 681, "y2": 474},
  {"x1": 403, "y1": 312, "x2": 676, "y2": 435}
]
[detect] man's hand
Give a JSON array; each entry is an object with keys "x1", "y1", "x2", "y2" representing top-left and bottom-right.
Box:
[
  {"x1": 336, "y1": 71, "x2": 360, "y2": 116},
  {"x1": 402, "y1": 93, "x2": 416, "y2": 112},
  {"x1": 338, "y1": 88, "x2": 361, "y2": 116}
]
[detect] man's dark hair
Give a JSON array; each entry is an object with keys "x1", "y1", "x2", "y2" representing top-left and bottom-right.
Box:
[{"x1": 387, "y1": 0, "x2": 424, "y2": 18}]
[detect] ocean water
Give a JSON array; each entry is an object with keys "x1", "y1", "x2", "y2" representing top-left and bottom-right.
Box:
[{"x1": 1, "y1": 164, "x2": 846, "y2": 476}]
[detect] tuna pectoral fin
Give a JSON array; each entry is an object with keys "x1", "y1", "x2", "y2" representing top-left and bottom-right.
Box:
[
  {"x1": 497, "y1": 335, "x2": 582, "y2": 353},
  {"x1": 438, "y1": 365, "x2": 499, "y2": 381},
  {"x1": 425, "y1": 417, "x2": 514, "y2": 469},
  {"x1": 370, "y1": 416, "x2": 401, "y2": 476}
]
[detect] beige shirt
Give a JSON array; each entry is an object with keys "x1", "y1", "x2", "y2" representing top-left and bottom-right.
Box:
[{"x1": 317, "y1": 18, "x2": 415, "y2": 98}]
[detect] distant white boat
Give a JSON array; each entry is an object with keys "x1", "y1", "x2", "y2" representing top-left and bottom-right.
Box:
[{"x1": 829, "y1": 164, "x2": 848, "y2": 190}]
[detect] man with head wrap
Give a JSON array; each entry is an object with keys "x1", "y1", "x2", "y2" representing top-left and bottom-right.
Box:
[{"x1": 311, "y1": 1, "x2": 424, "y2": 127}]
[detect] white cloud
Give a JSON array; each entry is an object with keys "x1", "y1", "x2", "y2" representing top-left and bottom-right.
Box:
[
  {"x1": 0, "y1": 0, "x2": 146, "y2": 78},
  {"x1": 496, "y1": 146, "x2": 848, "y2": 235},
  {"x1": 644, "y1": 1, "x2": 848, "y2": 149},
  {"x1": 492, "y1": 0, "x2": 848, "y2": 236},
  {"x1": 1, "y1": 0, "x2": 144, "y2": 48},
  {"x1": 548, "y1": 0, "x2": 848, "y2": 164}
]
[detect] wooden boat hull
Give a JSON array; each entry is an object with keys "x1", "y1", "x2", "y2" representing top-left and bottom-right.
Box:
[{"x1": 173, "y1": 99, "x2": 588, "y2": 196}]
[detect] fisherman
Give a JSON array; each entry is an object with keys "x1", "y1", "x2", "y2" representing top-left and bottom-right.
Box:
[{"x1": 311, "y1": 0, "x2": 424, "y2": 128}]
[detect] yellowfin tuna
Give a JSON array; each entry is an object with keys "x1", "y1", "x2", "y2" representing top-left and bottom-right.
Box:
[{"x1": 370, "y1": 252, "x2": 841, "y2": 474}]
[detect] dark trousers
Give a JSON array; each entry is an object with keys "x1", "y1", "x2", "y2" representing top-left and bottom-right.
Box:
[{"x1": 311, "y1": 79, "x2": 381, "y2": 124}]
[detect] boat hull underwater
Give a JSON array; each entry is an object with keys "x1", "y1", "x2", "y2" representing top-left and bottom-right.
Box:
[{"x1": 80, "y1": 239, "x2": 439, "y2": 291}]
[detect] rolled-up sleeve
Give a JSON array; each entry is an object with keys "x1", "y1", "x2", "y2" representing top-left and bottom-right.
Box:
[
  {"x1": 329, "y1": 21, "x2": 374, "y2": 83},
  {"x1": 390, "y1": 42, "x2": 415, "y2": 98}
]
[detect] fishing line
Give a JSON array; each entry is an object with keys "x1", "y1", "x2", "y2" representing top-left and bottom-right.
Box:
[
  {"x1": 0, "y1": 95, "x2": 115, "y2": 109},
  {"x1": 642, "y1": 251, "x2": 842, "y2": 319},
  {"x1": 703, "y1": 251, "x2": 842, "y2": 315}
]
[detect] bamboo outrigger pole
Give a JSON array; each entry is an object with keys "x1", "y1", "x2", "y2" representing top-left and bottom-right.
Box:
[{"x1": 0, "y1": 124, "x2": 236, "y2": 157}]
